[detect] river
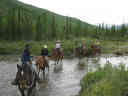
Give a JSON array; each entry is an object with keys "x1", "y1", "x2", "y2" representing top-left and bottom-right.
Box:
[{"x1": 0, "y1": 54, "x2": 128, "y2": 96}]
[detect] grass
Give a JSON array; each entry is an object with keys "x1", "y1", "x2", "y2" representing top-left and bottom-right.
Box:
[
  {"x1": 80, "y1": 62, "x2": 128, "y2": 96},
  {"x1": 0, "y1": 38, "x2": 128, "y2": 56}
]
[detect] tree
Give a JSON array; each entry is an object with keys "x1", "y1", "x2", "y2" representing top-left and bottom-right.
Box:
[
  {"x1": 120, "y1": 24, "x2": 127, "y2": 37},
  {"x1": 51, "y1": 15, "x2": 57, "y2": 39},
  {"x1": 35, "y1": 12, "x2": 47, "y2": 41},
  {"x1": 6, "y1": 7, "x2": 33, "y2": 41}
]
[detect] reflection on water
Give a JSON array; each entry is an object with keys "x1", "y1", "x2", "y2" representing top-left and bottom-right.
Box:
[{"x1": 0, "y1": 55, "x2": 128, "y2": 96}]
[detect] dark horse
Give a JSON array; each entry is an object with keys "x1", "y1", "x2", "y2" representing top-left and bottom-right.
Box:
[
  {"x1": 91, "y1": 44, "x2": 101, "y2": 55},
  {"x1": 15, "y1": 63, "x2": 38, "y2": 96},
  {"x1": 35, "y1": 56, "x2": 49, "y2": 78},
  {"x1": 74, "y1": 46, "x2": 88, "y2": 58},
  {"x1": 51, "y1": 48, "x2": 64, "y2": 65}
]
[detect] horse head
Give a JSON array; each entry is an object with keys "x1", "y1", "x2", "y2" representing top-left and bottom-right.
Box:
[{"x1": 16, "y1": 64, "x2": 34, "y2": 90}]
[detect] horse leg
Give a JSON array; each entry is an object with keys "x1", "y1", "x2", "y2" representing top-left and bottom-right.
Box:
[
  {"x1": 54, "y1": 60, "x2": 56, "y2": 65},
  {"x1": 27, "y1": 87, "x2": 33, "y2": 96},
  {"x1": 18, "y1": 87, "x2": 25, "y2": 96},
  {"x1": 38, "y1": 67, "x2": 41, "y2": 77},
  {"x1": 55, "y1": 58, "x2": 57, "y2": 65},
  {"x1": 46, "y1": 59, "x2": 49, "y2": 72},
  {"x1": 57, "y1": 57, "x2": 59, "y2": 64},
  {"x1": 42, "y1": 67, "x2": 45, "y2": 79},
  {"x1": 35, "y1": 63, "x2": 39, "y2": 76},
  {"x1": 60, "y1": 56, "x2": 63, "y2": 64},
  {"x1": 98, "y1": 49, "x2": 100, "y2": 54},
  {"x1": 47, "y1": 63, "x2": 49, "y2": 72}
]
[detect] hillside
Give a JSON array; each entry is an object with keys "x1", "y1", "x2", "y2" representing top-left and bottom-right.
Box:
[
  {"x1": 0, "y1": 0, "x2": 92, "y2": 26},
  {"x1": 0, "y1": 0, "x2": 95, "y2": 41}
]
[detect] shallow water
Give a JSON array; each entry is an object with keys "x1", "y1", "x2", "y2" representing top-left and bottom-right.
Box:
[{"x1": 0, "y1": 55, "x2": 128, "y2": 96}]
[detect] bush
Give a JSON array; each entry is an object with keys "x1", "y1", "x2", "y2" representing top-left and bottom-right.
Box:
[{"x1": 80, "y1": 63, "x2": 128, "y2": 96}]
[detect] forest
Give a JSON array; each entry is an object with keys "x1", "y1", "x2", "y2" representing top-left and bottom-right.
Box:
[
  {"x1": 0, "y1": 0, "x2": 128, "y2": 55},
  {"x1": 0, "y1": 6, "x2": 128, "y2": 41}
]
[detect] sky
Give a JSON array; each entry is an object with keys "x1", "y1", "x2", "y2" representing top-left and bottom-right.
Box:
[{"x1": 18, "y1": 0, "x2": 128, "y2": 25}]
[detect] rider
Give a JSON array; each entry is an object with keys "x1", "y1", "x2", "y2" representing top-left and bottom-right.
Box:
[
  {"x1": 23, "y1": 61, "x2": 41, "y2": 83},
  {"x1": 56, "y1": 40, "x2": 61, "y2": 55},
  {"x1": 81, "y1": 40, "x2": 87, "y2": 55},
  {"x1": 41, "y1": 45, "x2": 49, "y2": 63},
  {"x1": 12, "y1": 60, "x2": 41, "y2": 85},
  {"x1": 91, "y1": 40, "x2": 95, "y2": 48},
  {"x1": 95, "y1": 40, "x2": 100, "y2": 48},
  {"x1": 21, "y1": 44, "x2": 31, "y2": 65},
  {"x1": 81, "y1": 40, "x2": 86, "y2": 50}
]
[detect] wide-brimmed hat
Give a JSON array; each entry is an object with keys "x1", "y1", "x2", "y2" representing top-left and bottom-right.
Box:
[
  {"x1": 44, "y1": 45, "x2": 47, "y2": 48},
  {"x1": 56, "y1": 40, "x2": 61, "y2": 43}
]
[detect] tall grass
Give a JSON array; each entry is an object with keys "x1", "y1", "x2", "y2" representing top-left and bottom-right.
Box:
[
  {"x1": 0, "y1": 38, "x2": 97, "y2": 55},
  {"x1": 80, "y1": 62, "x2": 128, "y2": 96},
  {"x1": 0, "y1": 38, "x2": 128, "y2": 55}
]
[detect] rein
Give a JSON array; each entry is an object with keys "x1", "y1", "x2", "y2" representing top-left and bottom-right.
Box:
[
  {"x1": 28, "y1": 67, "x2": 36, "y2": 88},
  {"x1": 20, "y1": 65, "x2": 36, "y2": 89}
]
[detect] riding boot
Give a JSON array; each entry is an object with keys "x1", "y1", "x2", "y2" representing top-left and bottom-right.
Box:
[{"x1": 35, "y1": 72, "x2": 42, "y2": 83}]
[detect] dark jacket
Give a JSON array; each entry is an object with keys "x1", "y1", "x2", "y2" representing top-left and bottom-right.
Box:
[
  {"x1": 21, "y1": 48, "x2": 31, "y2": 64},
  {"x1": 41, "y1": 48, "x2": 48, "y2": 56},
  {"x1": 23, "y1": 48, "x2": 30, "y2": 57}
]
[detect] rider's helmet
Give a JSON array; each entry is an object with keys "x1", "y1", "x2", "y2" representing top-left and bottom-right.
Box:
[
  {"x1": 25, "y1": 44, "x2": 30, "y2": 48},
  {"x1": 44, "y1": 45, "x2": 47, "y2": 48}
]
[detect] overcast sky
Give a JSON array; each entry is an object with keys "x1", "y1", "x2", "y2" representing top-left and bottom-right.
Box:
[{"x1": 18, "y1": 0, "x2": 128, "y2": 25}]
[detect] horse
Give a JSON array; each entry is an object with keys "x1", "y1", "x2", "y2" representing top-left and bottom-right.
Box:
[
  {"x1": 15, "y1": 64, "x2": 38, "y2": 96},
  {"x1": 34, "y1": 56, "x2": 49, "y2": 78},
  {"x1": 51, "y1": 48, "x2": 64, "y2": 65},
  {"x1": 91, "y1": 44, "x2": 101, "y2": 55},
  {"x1": 74, "y1": 46, "x2": 88, "y2": 58}
]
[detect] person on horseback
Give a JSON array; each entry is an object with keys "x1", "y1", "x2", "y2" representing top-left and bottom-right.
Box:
[
  {"x1": 81, "y1": 40, "x2": 87, "y2": 55},
  {"x1": 21, "y1": 44, "x2": 31, "y2": 65},
  {"x1": 41, "y1": 45, "x2": 49, "y2": 64},
  {"x1": 12, "y1": 60, "x2": 41, "y2": 85},
  {"x1": 95, "y1": 40, "x2": 100, "y2": 48},
  {"x1": 81, "y1": 40, "x2": 87, "y2": 50},
  {"x1": 91, "y1": 40, "x2": 101, "y2": 55},
  {"x1": 56, "y1": 40, "x2": 61, "y2": 55},
  {"x1": 95, "y1": 39, "x2": 101, "y2": 53}
]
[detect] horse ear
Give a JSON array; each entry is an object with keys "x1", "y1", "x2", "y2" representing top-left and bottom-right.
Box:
[{"x1": 17, "y1": 64, "x2": 20, "y2": 69}]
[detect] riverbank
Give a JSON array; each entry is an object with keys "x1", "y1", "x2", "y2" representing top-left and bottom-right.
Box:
[
  {"x1": 0, "y1": 39, "x2": 128, "y2": 56},
  {"x1": 79, "y1": 62, "x2": 128, "y2": 96}
]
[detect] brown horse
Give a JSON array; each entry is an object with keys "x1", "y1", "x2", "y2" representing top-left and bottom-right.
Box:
[
  {"x1": 91, "y1": 44, "x2": 101, "y2": 55},
  {"x1": 35, "y1": 56, "x2": 49, "y2": 78},
  {"x1": 51, "y1": 48, "x2": 64, "y2": 65}
]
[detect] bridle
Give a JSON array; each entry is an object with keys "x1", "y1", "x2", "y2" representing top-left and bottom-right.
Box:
[{"x1": 18, "y1": 66, "x2": 36, "y2": 89}]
